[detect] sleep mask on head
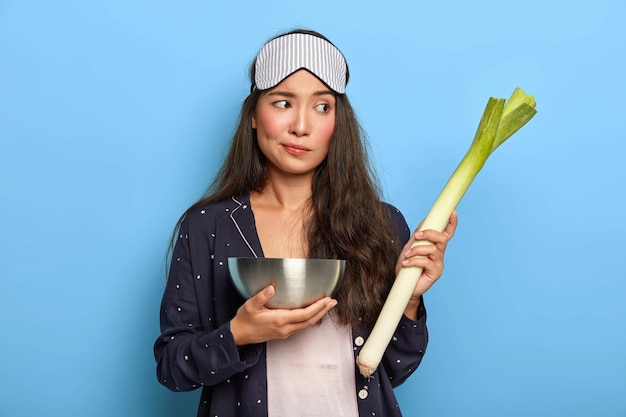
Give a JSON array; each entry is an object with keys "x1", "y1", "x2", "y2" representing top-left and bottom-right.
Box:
[{"x1": 253, "y1": 32, "x2": 348, "y2": 94}]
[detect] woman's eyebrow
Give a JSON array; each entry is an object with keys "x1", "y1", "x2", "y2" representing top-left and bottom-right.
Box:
[{"x1": 312, "y1": 90, "x2": 334, "y2": 97}]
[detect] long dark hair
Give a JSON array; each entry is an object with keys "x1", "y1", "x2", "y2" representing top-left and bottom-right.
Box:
[{"x1": 170, "y1": 29, "x2": 401, "y2": 330}]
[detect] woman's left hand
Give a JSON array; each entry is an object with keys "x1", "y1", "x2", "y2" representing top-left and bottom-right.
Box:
[{"x1": 397, "y1": 211, "x2": 458, "y2": 302}]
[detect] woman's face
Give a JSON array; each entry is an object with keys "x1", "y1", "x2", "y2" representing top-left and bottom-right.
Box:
[{"x1": 252, "y1": 69, "x2": 336, "y2": 180}]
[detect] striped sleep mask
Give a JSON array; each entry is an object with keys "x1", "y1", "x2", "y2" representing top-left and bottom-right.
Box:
[{"x1": 253, "y1": 32, "x2": 348, "y2": 94}]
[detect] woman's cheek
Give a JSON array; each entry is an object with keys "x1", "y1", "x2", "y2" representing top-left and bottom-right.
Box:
[
  {"x1": 257, "y1": 112, "x2": 282, "y2": 136},
  {"x1": 319, "y1": 118, "x2": 336, "y2": 143}
]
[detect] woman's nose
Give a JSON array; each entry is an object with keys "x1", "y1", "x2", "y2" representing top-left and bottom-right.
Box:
[{"x1": 290, "y1": 109, "x2": 310, "y2": 137}]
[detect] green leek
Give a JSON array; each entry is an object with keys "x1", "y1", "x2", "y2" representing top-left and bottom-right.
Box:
[{"x1": 356, "y1": 88, "x2": 537, "y2": 378}]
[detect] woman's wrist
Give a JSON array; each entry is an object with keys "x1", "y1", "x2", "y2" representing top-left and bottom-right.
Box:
[{"x1": 230, "y1": 317, "x2": 248, "y2": 348}]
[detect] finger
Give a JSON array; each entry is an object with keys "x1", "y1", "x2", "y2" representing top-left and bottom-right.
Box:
[
  {"x1": 444, "y1": 211, "x2": 458, "y2": 238},
  {"x1": 413, "y1": 211, "x2": 458, "y2": 241},
  {"x1": 402, "y1": 254, "x2": 444, "y2": 280},
  {"x1": 310, "y1": 299, "x2": 337, "y2": 323},
  {"x1": 403, "y1": 254, "x2": 442, "y2": 269},
  {"x1": 402, "y1": 251, "x2": 442, "y2": 269},
  {"x1": 281, "y1": 297, "x2": 335, "y2": 325},
  {"x1": 249, "y1": 284, "x2": 276, "y2": 309},
  {"x1": 283, "y1": 299, "x2": 338, "y2": 334},
  {"x1": 405, "y1": 243, "x2": 441, "y2": 260},
  {"x1": 413, "y1": 229, "x2": 448, "y2": 245}
]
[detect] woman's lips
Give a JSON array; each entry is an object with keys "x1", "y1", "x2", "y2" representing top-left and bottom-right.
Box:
[{"x1": 282, "y1": 143, "x2": 310, "y2": 155}]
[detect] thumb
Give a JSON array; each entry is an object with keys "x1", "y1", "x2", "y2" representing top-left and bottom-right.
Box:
[{"x1": 251, "y1": 284, "x2": 275, "y2": 308}]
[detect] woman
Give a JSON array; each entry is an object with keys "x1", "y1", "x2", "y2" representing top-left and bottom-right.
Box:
[{"x1": 154, "y1": 29, "x2": 457, "y2": 417}]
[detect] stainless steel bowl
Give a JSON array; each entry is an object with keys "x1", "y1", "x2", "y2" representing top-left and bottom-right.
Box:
[{"x1": 227, "y1": 257, "x2": 346, "y2": 309}]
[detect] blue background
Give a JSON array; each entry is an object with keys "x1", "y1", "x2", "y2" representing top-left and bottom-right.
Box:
[{"x1": 1, "y1": 1, "x2": 625, "y2": 416}]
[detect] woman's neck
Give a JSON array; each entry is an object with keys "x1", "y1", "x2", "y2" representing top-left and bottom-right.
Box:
[
  {"x1": 255, "y1": 171, "x2": 313, "y2": 210},
  {"x1": 250, "y1": 173, "x2": 313, "y2": 258}
]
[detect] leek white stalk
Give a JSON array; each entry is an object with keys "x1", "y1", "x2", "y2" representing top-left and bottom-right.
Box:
[{"x1": 356, "y1": 88, "x2": 537, "y2": 378}]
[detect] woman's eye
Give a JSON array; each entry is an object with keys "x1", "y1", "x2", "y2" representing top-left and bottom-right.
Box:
[
  {"x1": 273, "y1": 100, "x2": 290, "y2": 109},
  {"x1": 315, "y1": 103, "x2": 330, "y2": 112}
]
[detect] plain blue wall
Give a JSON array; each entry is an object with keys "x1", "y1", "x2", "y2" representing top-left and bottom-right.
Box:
[{"x1": 1, "y1": 1, "x2": 625, "y2": 416}]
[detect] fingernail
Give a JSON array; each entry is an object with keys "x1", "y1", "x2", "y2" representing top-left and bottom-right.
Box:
[{"x1": 265, "y1": 286, "x2": 274, "y2": 296}]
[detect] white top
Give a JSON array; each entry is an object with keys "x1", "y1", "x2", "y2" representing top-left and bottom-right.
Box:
[{"x1": 266, "y1": 311, "x2": 358, "y2": 417}]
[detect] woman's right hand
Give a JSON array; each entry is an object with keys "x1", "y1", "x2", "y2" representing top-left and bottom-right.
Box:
[{"x1": 230, "y1": 285, "x2": 338, "y2": 347}]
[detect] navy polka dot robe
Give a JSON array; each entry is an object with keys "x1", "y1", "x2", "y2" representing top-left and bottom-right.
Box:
[{"x1": 154, "y1": 193, "x2": 428, "y2": 417}]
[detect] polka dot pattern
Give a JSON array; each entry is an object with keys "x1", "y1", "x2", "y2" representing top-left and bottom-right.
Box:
[{"x1": 154, "y1": 194, "x2": 427, "y2": 417}]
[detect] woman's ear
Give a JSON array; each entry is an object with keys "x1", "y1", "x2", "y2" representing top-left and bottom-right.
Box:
[{"x1": 251, "y1": 112, "x2": 257, "y2": 129}]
